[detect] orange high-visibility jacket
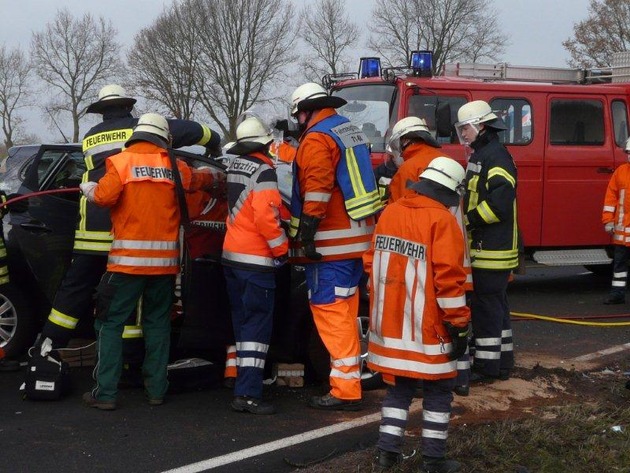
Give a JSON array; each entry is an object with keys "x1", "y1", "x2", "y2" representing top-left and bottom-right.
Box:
[
  {"x1": 603, "y1": 162, "x2": 630, "y2": 246},
  {"x1": 222, "y1": 151, "x2": 288, "y2": 271},
  {"x1": 269, "y1": 140, "x2": 297, "y2": 163},
  {"x1": 290, "y1": 108, "x2": 376, "y2": 263},
  {"x1": 93, "y1": 142, "x2": 215, "y2": 275},
  {"x1": 363, "y1": 193, "x2": 471, "y2": 380},
  {"x1": 388, "y1": 146, "x2": 472, "y2": 291},
  {"x1": 388, "y1": 142, "x2": 443, "y2": 203}
]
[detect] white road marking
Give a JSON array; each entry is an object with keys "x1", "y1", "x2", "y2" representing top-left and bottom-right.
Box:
[
  {"x1": 162, "y1": 401, "x2": 424, "y2": 473},
  {"x1": 572, "y1": 342, "x2": 630, "y2": 362}
]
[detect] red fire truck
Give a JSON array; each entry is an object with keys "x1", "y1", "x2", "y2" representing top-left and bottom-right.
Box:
[{"x1": 323, "y1": 51, "x2": 630, "y2": 273}]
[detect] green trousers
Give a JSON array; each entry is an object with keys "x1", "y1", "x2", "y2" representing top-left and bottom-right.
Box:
[{"x1": 92, "y1": 272, "x2": 174, "y2": 402}]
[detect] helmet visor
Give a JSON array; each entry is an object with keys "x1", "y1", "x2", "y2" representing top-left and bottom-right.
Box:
[{"x1": 454, "y1": 121, "x2": 480, "y2": 145}]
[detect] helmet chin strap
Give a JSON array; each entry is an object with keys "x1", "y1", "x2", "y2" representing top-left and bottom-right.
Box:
[{"x1": 297, "y1": 110, "x2": 314, "y2": 133}]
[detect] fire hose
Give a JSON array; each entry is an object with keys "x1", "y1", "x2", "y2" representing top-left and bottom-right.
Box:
[
  {"x1": 511, "y1": 310, "x2": 630, "y2": 327},
  {"x1": 0, "y1": 188, "x2": 81, "y2": 208}
]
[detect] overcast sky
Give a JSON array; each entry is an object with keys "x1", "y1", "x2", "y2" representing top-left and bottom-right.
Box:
[{"x1": 0, "y1": 0, "x2": 591, "y2": 142}]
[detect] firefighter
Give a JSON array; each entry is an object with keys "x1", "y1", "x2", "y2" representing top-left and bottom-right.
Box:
[
  {"x1": 386, "y1": 117, "x2": 473, "y2": 396},
  {"x1": 364, "y1": 157, "x2": 470, "y2": 473},
  {"x1": 79, "y1": 113, "x2": 221, "y2": 409},
  {"x1": 386, "y1": 116, "x2": 443, "y2": 203},
  {"x1": 602, "y1": 137, "x2": 630, "y2": 304},
  {"x1": 288, "y1": 82, "x2": 382, "y2": 410},
  {"x1": 222, "y1": 116, "x2": 288, "y2": 415},
  {"x1": 455, "y1": 100, "x2": 519, "y2": 383},
  {"x1": 373, "y1": 151, "x2": 398, "y2": 205},
  {"x1": 37, "y1": 84, "x2": 221, "y2": 370}
]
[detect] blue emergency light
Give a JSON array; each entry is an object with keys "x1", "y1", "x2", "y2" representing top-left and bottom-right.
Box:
[
  {"x1": 410, "y1": 50, "x2": 433, "y2": 77},
  {"x1": 359, "y1": 57, "x2": 381, "y2": 78}
]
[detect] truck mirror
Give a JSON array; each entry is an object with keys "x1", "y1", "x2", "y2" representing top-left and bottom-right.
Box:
[{"x1": 436, "y1": 102, "x2": 452, "y2": 138}]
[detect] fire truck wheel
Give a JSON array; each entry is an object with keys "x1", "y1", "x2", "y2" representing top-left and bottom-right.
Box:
[{"x1": 0, "y1": 283, "x2": 36, "y2": 358}]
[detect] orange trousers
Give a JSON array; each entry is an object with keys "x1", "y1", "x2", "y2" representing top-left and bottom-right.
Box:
[{"x1": 310, "y1": 292, "x2": 362, "y2": 400}]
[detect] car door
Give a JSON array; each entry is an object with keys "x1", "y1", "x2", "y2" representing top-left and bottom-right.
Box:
[{"x1": 6, "y1": 144, "x2": 85, "y2": 310}]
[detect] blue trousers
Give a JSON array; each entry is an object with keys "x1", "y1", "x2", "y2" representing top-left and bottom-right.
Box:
[
  {"x1": 470, "y1": 268, "x2": 514, "y2": 377},
  {"x1": 224, "y1": 266, "x2": 275, "y2": 399},
  {"x1": 377, "y1": 376, "x2": 455, "y2": 458}
]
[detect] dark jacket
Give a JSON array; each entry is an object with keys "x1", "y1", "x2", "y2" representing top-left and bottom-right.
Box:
[
  {"x1": 464, "y1": 130, "x2": 519, "y2": 270},
  {"x1": 74, "y1": 111, "x2": 219, "y2": 254}
]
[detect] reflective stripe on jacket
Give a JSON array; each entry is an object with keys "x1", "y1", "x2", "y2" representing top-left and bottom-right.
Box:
[
  {"x1": 289, "y1": 109, "x2": 378, "y2": 262},
  {"x1": 363, "y1": 194, "x2": 470, "y2": 380},
  {"x1": 93, "y1": 142, "x2": 214, "y2": 275},
  {"x1": 603, "y1": 162, "x2": 630, "y2": 246},
  {"x1": 76, "y1": 116, "x2": 217, "y2": 254},
  {"x1": 464, "y1": 131, "x2": 519, "y2": 270},
  {"x1": 222, "y1": 151, "x2": 288, "y2": 271}
]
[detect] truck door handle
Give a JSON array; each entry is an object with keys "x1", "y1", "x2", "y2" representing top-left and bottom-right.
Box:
[{"x1": 597, "y1": 167, "x2": 613, "y2": 174}]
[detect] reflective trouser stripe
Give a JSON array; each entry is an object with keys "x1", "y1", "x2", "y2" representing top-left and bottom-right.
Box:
[
  {"x1": 311, "y1": 292, "x2": 362, "y2": 400},
  {"x1": 122, "y1": 325, "x2": 143, "y2": 339},
  {"x1": 376, "y1": 376, "x2": 454, "y2": 459},
  {"x1": 455, "y1": 347, "x2": 470, "y2": 387},
  {"x1": 471, "y1": 268, "x2": 514, "y2": 376},
  {"x1": 48, "y1": 309, "x2": 80, "y2": 330},
  {"x1": 224, "y1": 345, "x2": 237, "y2": 378}
]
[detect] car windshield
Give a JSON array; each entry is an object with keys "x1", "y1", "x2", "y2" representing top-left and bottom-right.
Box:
[
  {"x1": 0, "y1": 146, "x2": 40, "y2": 194},
  {"x1": 332, "y1": 84, "x2": 395, "y2": 153}
]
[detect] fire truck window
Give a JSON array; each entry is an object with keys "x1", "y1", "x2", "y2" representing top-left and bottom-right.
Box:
[
  {"x1": 550, "y1": 99, "x2": 604, "y2": 146},
  {"x1": 333, "y1": 84, "x2": 395, "y2": 153},
  {"x1": 611, "y1": 100, "x2": 628, "y2": 147},
  {"x1": 408, "y1": 95, "x2": 466, "y2": 144},
  {"x1": 490, "y1": 99, "x2": 532, "y2": 145}
]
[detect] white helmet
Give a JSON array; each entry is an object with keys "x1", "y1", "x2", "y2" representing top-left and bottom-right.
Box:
[
  {"x1": 456, "y1": 100, "x2": 498, "y2": 126},
  {"x1": 134, "y1": 113, "x2": 170, "y2": 141},
  {"x1": 87, "y1": 84, "x2": 136, "y2": 114},
  {"x1": 290, "y1": 82, "x2": 346, "y2": 116},
  {"x1": 227, "y1": 117, "x2": 274, "y2": 155},
  {"x1": 454, "y1": 100, "x2": 506, "y2": 144},
  {"x1": 419, "y1": 156, "x2": 466, "y2": 193},
  {"x1": 125, "y1": 113, "x2": 170, "y2": 148},
  {"x1": 388, "y1": 117, "x2": 440, "y2": 158}
]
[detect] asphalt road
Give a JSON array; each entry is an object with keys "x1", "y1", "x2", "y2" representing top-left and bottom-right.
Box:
[{"x1": 2, "y1": 265, "x2": 629, "y2": 473}]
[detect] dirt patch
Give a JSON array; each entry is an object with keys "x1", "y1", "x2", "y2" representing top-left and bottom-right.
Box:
[{"x1": 293, "y1": 352, "x2": 630, "y2": 472}]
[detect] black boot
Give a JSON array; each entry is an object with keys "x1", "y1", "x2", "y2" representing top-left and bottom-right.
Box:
[
  {"x1": 422, "y1": 456, "x2": 462, "y2": 473},
  {"x1": 603, "y1": 291, "x2": 625, "y2": 305},
  {"x1": 374, "y1": 448, "x2": 402, "y2": 469}
]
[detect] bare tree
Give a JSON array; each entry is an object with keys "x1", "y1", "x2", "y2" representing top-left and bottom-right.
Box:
[
  {"x1": 30, "y1": 8, "x2": 124, "y2": 142},
  {"x1": 128, "y1": 0, "x2": 297, "y2": 140},
  {"x1": 298, "y1": 0, "x2": 360, "y2": 81},
  {"x1": 128, "y1": 4, "x2": 201, "y2": 119},
  {"x1": 0, "y1": 46, "x2": 32, "y2": 149},
  {"x1": 368, "y1": 0, "x2": 508, "y2": 73},
  {"x1": 563, "y1": 0, "x2": 630, "y2": 68},
  {"x1": 193, "y1": 0, "x2": 298, "y2": 139}
]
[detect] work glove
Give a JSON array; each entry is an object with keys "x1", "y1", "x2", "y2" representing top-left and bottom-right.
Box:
[
  {"x1": 80, "y1": 182, "x2": 98, "y2": 203},
  {"x1": 299, "y1": 214, "x2": 322, "y2": 261},
  {"x1": 204, "y1": 131, "x2": 222, "y2": 158},
  {"x1": 273, "y1": 254, "x2": 288, "y2": 268},
  {"x1": 604, "y1": 222, "x2": 614, "y2": 234},
  {"x1": 444, "y1": 321, "x2": 470, "y2": 361}
]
